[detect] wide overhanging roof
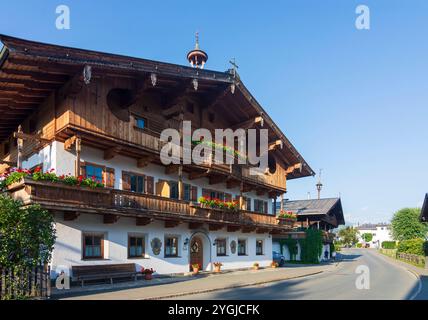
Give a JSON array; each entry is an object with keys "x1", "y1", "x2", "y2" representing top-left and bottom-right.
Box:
[
  {"x1": 0, "y1": 34, "x2": 314, "y2": 179},
  {"x1": 283, "y1": 198, "x2": 345, "y2": 225}
]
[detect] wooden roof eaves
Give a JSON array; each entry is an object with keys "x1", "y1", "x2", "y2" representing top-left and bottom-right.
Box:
[
  {"x1": 0, "y1": 34, "x2": 233, "y2": 84},
  {"x1": 0, "y1": 46, "x2": 9, "y2": 69},
  {"x1": 234, "y1": 78, "x2": 315, "y2": 179}
]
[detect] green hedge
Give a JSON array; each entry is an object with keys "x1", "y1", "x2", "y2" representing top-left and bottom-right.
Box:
[
  {"x1": 397, "y1": 239, "x2": 425, "y2": 255},
  {"x1": 356, "y1": 243, "x2": 362, "y2": 248},
  {"x1": 382, "y1": 241, "x2": 396, "y2": 249},
  {"x1": 300, "y1": 229, "x2": 323, "y2": 264}
]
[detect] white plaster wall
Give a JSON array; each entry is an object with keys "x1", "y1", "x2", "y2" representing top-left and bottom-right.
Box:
[
  {"x1": 22, "y1": 141, "x2": 58, "y2": 172},
  {"x1": 51, "y1": 214, "x2": 273, "y2": 277},
  {"x1": 357, "y1": 226, "x2": 393, "y2": 248}
]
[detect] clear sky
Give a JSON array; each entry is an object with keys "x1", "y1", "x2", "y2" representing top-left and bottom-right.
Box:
[{"x1": 1, "y1": 1, "x2": 427, "y2": 224}]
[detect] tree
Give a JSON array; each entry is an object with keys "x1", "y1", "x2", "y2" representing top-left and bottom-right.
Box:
[
  {"x1": 391, "y1": 208, "x2": 428, "y2": 241},
  {"x1": 338, "y1": 226, "x2": 359, "y2": 247},
  {"x1": 0, "y1": 195, "x2": 56, "y2": 269},
  {"x1": 362, "y1": 233, "x2": 373, "y2": 242}
]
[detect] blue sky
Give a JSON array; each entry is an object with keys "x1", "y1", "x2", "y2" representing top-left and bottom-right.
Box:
[{"x1": 1, "y1": 1, "x2": 427, "y2": 224}]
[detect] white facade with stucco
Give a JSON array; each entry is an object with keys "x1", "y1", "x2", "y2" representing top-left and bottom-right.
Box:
[
  {"x1": 21, "y1": 141, "x2": 274, "y2": 277},
  {"x1": 357, "y1": 224, "x2": 393, "y2": 248}
]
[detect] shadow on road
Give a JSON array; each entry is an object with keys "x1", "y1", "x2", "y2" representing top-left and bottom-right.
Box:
[{"x1": 407, "y1": 275, "x2": 428, "y2": 300}]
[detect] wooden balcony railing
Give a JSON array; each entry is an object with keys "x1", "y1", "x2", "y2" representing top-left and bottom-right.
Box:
[{"x1": 7, "y1": 179, "x2": 292, "y2": 231}]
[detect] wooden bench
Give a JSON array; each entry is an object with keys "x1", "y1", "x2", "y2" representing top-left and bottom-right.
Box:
[{"x1": 72, "y1": 263, "x2": 139, "y2": 287}]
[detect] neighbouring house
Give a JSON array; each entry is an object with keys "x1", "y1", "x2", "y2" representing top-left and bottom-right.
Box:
[
  {"x1": 272, "y1": 198, "x2": 345, "y2": 261},
  {"x1": 420, "y1": 194, "x2": 428, "y2": 222},
  {"x1": 0, "y1": 35, "x2": 314, "y2": 278},
  {"x1": 356, "y1": 223, "x2": 392, "y2": 248}
]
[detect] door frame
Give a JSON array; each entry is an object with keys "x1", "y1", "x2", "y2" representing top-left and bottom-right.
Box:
[{"x1": 188, "y1": 231, "x2": 212, "y2": 271}]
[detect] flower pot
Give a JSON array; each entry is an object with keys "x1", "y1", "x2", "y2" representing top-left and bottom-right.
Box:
[
  {"x1": 214, "y1": 266, "x2": 221, "y2": 273},
  {"x1": 144, "y1": 274, "x2": 153, "y2": 280},
  {"x1": 271, "y1": 264, "x2": 277, "y2": 269},
  {"x1": 193, "y1": 268, "x2": 200, "y2": 274},
  {"x1": 253, "y1": 266, "x2": 259, "y2": 270}
]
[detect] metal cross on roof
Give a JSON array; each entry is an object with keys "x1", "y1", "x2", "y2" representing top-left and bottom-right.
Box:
[{"x1": 229, "y1": 58, "x2": 239, "y2": 78}]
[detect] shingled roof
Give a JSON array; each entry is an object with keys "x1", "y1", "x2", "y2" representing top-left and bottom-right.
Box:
[{"x1": 282, "y1": 198, "x2": 345, "y2": 226}]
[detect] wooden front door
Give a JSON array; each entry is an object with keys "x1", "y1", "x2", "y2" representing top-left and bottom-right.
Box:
[{"x1": 190, "y1": 236, "x2": 203, "y2": 271}]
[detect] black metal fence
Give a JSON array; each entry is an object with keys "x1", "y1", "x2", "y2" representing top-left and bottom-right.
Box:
[{"x1": 0, "y1": 265, "x2": 51, "y2": 300}]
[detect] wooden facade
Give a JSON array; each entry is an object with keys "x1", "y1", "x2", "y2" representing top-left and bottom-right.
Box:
[{"x1": 0, "y1": 35, "x2": 315, "y2": 233}]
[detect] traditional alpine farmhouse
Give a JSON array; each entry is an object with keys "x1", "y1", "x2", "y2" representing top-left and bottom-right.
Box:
[
  {"x1": 273, "y1": 198, "x2": 345, "y2": 261},
  {"x1": 0, "y1": 34, "x2": 314, "y2": 278}
]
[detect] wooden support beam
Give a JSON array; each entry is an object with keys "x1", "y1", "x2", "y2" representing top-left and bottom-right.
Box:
[
  {"x1": 231, "y1": 116, "x2": 264, "y2": 130},
  {"x1": 268, "y1": 140, "x2": 283, "y2": 151},
  {"x1": 136, "y1": 217, "x2": 153, "y2": 226},
  {"x1": 227, "y1": 225, "x2": 241, "y2": 232},
  {"x1": 256, "y1": 189, "x2": 265, "y2": 196},
  {"x1": 165, "y1": 164, "x2": 180, "y2": 175},
  {"x1": 242, "y1": 226, "x2": 257, "y2": 233},
  {"x1": 165, "y1": 220, "x2": 181, "y2": 228},
  {"x1": 13, "y1": 131, "x2": 50, "y2": 144},
  {"x1": 75, "y1": 136, "x2": 82, "y2": 177},
  {"x1": 64, "y1": 212, "x2": 80, "y2": 221},
  {"x1": 285, "y1": 163, "x2": 302, "y2": 175},
  {"x1": 104, "y1": 146, "x2": 121, "y2": 160},
  {"x1": 226, "y1": 179, "x2": 240, "y2": 189},
  {"x1": 137, "y1": 155, "x2": 153, "y2": 168},
  {"x1": 208, "y1": 223, "x2": 223, "y2": 231},
  {"x1": 104, "y1": 214, "x2": 119, "y2": 224},
  {"x1": 2, "y1": 68, "x2": 69, "y2": 83},
  {"x1": 189, "y1": 169, "x2": 211, "y2": 181},
  {"x1": 269, "y1": 230, "x2": 282, "y2": 235},
  {"x1": 162, "y1": 104, "x2": 182, "y2": 118},
  {"x1": 188, "y1": 222, "x2": 204, "y2": 230},
  {"x1": 256, "y1": 228, "x2": 270, "y2": 234},
  {"x1": 64, "y1": 135, "x2": 77, "y2": 151},
  {"x1": 209, "y1": 175, "x2": 226, "y2": 185}
]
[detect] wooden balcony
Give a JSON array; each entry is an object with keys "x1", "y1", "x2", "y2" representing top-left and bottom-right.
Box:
[{"x1": 6, "y1": 178, "x2": 293, "y2": 233}]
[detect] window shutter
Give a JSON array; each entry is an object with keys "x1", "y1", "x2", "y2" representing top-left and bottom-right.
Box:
[
  {"x1": 105, "y1": 167, "x2": 115, "y2": 188},
  {"x1": 246, "y1": 197, "x2": 252, "y2": 211},
  {"x1": 122, "y1": 172, "x2": 131, "y2": 191},
  {"x1": 202, "y1": 188, "x2": 210, "y2": 198},
  {"x1": 145, "y1": 176, "x2": 154, "y2": 194},
  {"x1": 156, "y1": 180, "x2": 170, "y2": 197},
  {"x1": 263, "y1": 201, "x2": 268, "y2": 214},
  {"x1": 191, "y1": 186, "x2": 198, "y2": 201}
]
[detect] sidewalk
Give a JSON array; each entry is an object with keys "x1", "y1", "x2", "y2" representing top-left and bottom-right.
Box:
[{"x1": 56, "y1": 263, "x2": 338, "y2": 300}]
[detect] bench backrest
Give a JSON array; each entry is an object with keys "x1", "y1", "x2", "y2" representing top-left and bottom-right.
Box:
[{"x1": 72, "y1": 263, "x2": 136, "y2": 277}]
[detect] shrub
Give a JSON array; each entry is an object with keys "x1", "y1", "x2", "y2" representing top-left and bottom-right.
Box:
[
  {"x1": 356, "y1": 243, "x2": 363, "y2": 248},
  {"x1": 382, "y1": 241, "x2": 396, "y2": 249},
  {"x1": 424, "y1": 241, "x2": 428, "y2": 257},
  {"x1": 300, "y1": 229, "x2": 323, "y2": 264},
  {"x1": 397, "y1": 239, "x2": 425, "y2": 256}
]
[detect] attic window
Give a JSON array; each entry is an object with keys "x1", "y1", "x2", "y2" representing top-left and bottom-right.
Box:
[{"x1": 135, "y1": 117, "x2": 146, "y2": 129}]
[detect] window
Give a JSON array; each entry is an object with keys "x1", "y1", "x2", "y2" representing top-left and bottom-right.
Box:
[
  {"x1": 184, "y1": 183, "x2": 191, "y2": 201},
  {"x1": 165, "y1": 236, "x2": 179, "y2": 257},
  {"x1": 245, "y1": 197, "x2": 252, "y2": 211},
  {"x1": 254, "y1": 200, "x2": 268, "y2": 213},
  {"x1": 85, "y1": 164, "x2": 104, "y2": 183},
  {"x1": 256, "y1": 240, "x2": 264, "y2": 255},
  {"x1": 131, "y1": 174, "x2": 145, "y2": 193},
  {"x1": 135, "y1": 117, "x2": 146, "y2": 129},
  {"x1": 216, "y1": 238, "x2": 227, "y2": 256},
  {"x1": 238, "y1": 239, "x2": 247, "y2": 256},
  {"x1": 170, "y1": 181, "x2": 179, "y2": 200},
  {"x1": 128, "y1": 235, "x2": 145, "y2": 258},
  {"x1": 83, "y1": 233, "x2": 104, "y2": 259}
]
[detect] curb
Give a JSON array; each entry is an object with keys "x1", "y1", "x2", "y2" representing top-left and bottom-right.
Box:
[{"x1": 140, "y1": 270, "x2": 326, "y2": 300}]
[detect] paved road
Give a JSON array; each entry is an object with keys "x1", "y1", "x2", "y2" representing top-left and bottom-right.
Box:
[{"x1": 170, "y1": 249, "x2": 421, "y2": 300}]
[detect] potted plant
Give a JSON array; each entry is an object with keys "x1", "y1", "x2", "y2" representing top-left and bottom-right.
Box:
[
  {"x1": 213, "y1": 262, "x2": 223, "y2": 273},
  {"x1": 271, "y1": 261, "x2": 279, "y2": 268},
  {"x1": 192, "y1": 263, "x2": 200, "y2": 274},
  {"x1": 141, "y1": 267, "x2": 155, "y2": 280},
  {"x1": 253, "y1": 262, "x2": 259, "y2": 270}
]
